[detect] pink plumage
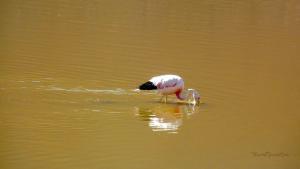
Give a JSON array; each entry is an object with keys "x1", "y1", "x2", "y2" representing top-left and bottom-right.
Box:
[{"x1": 139, "y1": 74, "x2": 200, "y2": 104}]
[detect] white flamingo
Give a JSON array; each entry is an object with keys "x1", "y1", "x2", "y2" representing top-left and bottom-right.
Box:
[{"x1": 139, "y1": 74, "x2": 200, "y2": 104}]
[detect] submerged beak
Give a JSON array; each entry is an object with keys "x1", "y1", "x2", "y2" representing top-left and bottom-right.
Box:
[{"x1": 197, "y1": 99, "x2": 200, "y2": 105}]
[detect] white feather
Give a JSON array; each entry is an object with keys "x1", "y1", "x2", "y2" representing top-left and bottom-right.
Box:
[{"x1": 149, "y1": 75, "x2": 184, "y2": 95}]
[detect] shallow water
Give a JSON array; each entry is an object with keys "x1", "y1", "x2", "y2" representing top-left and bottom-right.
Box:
[{"x1": 1, "y1": 0, "x2": 300, "y2": 168}]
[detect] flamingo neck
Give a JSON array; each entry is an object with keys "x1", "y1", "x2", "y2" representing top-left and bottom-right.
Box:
[{"x1": 175, "y1": 90, "x2": 186, "y2": 100}]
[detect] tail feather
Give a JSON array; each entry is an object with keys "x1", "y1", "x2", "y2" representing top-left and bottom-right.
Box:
[{"x1": 139, "y1": 81, "x2": 157, "y2": 90}]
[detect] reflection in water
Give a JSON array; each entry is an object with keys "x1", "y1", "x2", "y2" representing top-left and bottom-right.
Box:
[
  {"x1": 135, "y1": 103, "x2": 198, "y2": 133},
  {"x1": 42, "y1": 85, "x2": 200, "y2": 133}
]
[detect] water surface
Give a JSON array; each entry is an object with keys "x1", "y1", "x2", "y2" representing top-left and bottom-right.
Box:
[{"x1": 1, "y1": 0, "x2": 300, "y2": 169}]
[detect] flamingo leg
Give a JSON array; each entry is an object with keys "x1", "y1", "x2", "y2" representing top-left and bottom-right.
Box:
[
  {"x1": 160, "y1": 95, "x2": 164, "y2": 103},
  {"x1": 160, "y1": 95, "x2": 168, "y2": 103}
]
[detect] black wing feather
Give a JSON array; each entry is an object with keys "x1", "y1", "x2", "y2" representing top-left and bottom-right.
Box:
[{"x1": 139, "y1": 81, "x2": 157, "y2": 90}]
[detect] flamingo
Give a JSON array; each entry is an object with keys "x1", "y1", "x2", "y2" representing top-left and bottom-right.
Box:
[{"x1": 139, "y1": 74, "x2": 200, "y2": 104}]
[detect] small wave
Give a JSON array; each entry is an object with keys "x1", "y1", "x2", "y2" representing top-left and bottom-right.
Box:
[{"x1": 46, "y1": 87, "x2": 156, "y2": 95}]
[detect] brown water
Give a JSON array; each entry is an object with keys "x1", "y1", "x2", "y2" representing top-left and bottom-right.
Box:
[{"x1": 1, "y1": 0, "x2": 300, "y2": 168}]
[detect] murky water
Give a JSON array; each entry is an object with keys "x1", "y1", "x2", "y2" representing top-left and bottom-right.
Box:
[{"x1": 1, "y1": 0, "x2": 300, "y2": 168}]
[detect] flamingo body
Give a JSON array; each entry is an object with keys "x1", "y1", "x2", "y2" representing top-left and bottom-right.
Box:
[
  {"x1": 139, "y1": 74, "x2": 200, "y2": 104},
  {"x1": 139, "y1": 74, "x2": 184, "y2": 95}
]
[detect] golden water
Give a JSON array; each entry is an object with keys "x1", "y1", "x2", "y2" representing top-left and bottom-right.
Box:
[{"x1": 1, "y1": 0, "x2": 300, "y2": 168}]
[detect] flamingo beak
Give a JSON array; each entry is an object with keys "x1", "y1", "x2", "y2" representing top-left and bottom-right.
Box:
[{"x1": 196, "y1": 97, "x2": 201, "y2": 105}]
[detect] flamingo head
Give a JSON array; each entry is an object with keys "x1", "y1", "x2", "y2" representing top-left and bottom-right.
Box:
[
  {"x1": 176, "y1": 88, "x2": 200, "y2": 105},
  {"x1": 187, "y1": 89, "x2": 200, "y2": 105}
]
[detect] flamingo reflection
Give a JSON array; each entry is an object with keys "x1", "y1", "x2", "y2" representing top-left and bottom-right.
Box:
[{"x1": 134, "y1": 103, "x2": 198, "y2": 133}]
